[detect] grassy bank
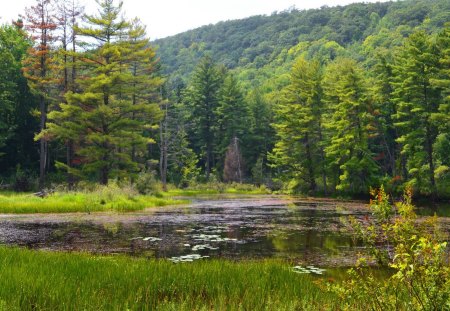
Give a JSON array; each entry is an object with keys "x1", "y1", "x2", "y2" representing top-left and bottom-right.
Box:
[
  {"x1": 161, "y1": 183, "x2": 271, "y2": 197},
  {"x1": 0, "y1": 187, "x2": 187, "y2": 214},
  {"x1": 0, "y1": 247, "x2": 336, "y2": 310}
]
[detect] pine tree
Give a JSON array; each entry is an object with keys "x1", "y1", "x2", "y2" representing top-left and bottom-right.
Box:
[
  {"x1": 246, "y1": 89, "x2": 274, "y2": 184},
  {"x1": 43, "y1": 0, "x2": 162, "y2": 184},
  {"x1": 183, "y1": 56, "x2": 222, "y2": 179},
  {"x1": 22, "y1": 0, "x2": 57, "y2": 190},
  {"x1": 216, "y1": 74, "x2": 249, "y2": 169},
  {"x1": 271, "y1": 58, "x2": 326, "y2": 193},
  {"x1": 125, "y1": 18, "x2": 163, "y2": 166},
  {"x1": 392, "y1": 30, "x2": 443, "y2": 198},
  {"x1": 53, "y1": 0, "x2": 83, "y2": 188},
  {"x1": 323, "y1": 58, "x2": 378, "y2": 194},
  {"x1": 369, "y1": 52, "x2": 400, "y2": 180}
]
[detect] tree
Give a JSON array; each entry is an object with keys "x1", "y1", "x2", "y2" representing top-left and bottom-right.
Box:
[
  {"x1": 215, "y1": 74, "x2": 249, "y2": 170},
  {"x1": 0, "y1": 26, "x2": 19, "y2": 155},
  {"x1": 53, "y1": 0, "x2": 84, "y2": 188},
  {"x1": 431, "y1": 24, "x2": 450, "y2": 193},
  {"x1": 223, "y1": 137, "x2": 245, "y2": 183},
  {"x1": 246, "y1": 88, "x2": 275, "y2": 184},
  {"x1": 22, "y1": 0, "x2": 57, "y2": 190},
  {"x1": 368, "y1": 52, "x2": 400, "y2": 181},
  {"x1": 323, "y1": 58, "x2": 378, "y2": 194},
  {"x1": 392, "y1": 30, "x2": 443, "y2": 198},
  {"x1": 0, "y1": 23, "x2": 39, "y2": 175},
  {"x1": 125, "y1": 18, "x2": 163, "y2": 166},
  {"x1": 271, "y1": 58, "x2": 326, "y2": 193},
  {"x1": 183, "y1": 56, "x2": 223, "y2": 179},
  {"x1": 42, "y1": 0, "x2": 162, "y2": 184}
]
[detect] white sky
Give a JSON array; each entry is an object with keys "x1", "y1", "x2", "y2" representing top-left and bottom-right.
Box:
[{"x1": 1, "y1": 0, "x2": 389, "y2": 39}]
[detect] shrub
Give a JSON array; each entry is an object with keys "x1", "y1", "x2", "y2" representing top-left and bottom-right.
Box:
[{"x1": 331, "y1": 186, "x2": 450, "y2": 310}]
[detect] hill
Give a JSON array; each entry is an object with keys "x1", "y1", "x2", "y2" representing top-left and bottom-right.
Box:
[{"x1": 154, "y1": 0, "x2": 449, "y2": 85}]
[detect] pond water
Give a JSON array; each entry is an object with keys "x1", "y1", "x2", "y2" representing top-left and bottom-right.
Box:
[{"x1": 0, "y1": 196, "x2": 448, "y2": 267}]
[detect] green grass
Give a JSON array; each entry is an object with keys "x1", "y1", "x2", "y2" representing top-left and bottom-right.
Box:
[
  {"x1": 0, "y1": 183, "x2": 273, "y2": 214},
  {"x1": 161, "y1": 183, "x2": 271, "y2": 197},
  {"x1": 0, "y1": 247, "x2": 337, "y2": 310},
  {"x1": 0, "y1": 188, "x2": 187, "y2": 214}
]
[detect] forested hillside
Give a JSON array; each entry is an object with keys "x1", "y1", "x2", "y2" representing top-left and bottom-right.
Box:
[
  {"x1": 155, "y1": 0, "x2": 449, "y2": 82},
  {"x1": 0, "y1": 0, "x2": 449, "y2": 199},
  {"x1": 152, "y1": 0, "x2": 449, "y2": 198}
]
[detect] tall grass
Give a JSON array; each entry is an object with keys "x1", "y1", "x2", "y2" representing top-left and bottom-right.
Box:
[
  {"x1": 0, "y1": 184, "x2": 187, "y2": 214},
  {"x1": 0, "y1": 247, "x2": 337, "y2": 310},
  {"x1": 162, "y1": 182, "x2": 271, "y2": 197}
]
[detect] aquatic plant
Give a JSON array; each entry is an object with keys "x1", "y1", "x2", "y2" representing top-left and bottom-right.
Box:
[{"x1": 293, "y1": 266, "x2": 326, "y2": 275}]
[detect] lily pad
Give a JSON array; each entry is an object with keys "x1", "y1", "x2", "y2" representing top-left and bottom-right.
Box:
[
  {"x1": 292, "y1": 265, "x2": 326, "y2": 275},
  {"x1": 142, "y1": 237, "x2": 162, "y2": 242}
]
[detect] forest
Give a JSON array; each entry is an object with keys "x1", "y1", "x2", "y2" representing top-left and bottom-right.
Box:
[{"x1": 0, "y1": 0, "x2": 449, "y2": 199}]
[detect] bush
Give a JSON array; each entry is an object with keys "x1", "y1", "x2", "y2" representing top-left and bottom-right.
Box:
[
  {"x1": 134, "y1": 172, "x2": 162, "y2": 195},
  {"x1": 331, "y1": 186, "x2": 450, "y2": 310},
  {"x1": 11, "y1": 166, "x2": 35, "y2": 192}
]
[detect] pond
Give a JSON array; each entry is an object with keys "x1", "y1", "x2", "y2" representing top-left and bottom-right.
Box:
[{"x1": 0, "y1": 196, "x2": 448, "y2": 267}]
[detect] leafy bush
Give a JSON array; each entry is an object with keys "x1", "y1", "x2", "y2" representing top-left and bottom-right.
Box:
[
  {"x1": 331, "y1": 186, "x2": 450, "y2": 310},
  {"x1": 134, "y1": 172, "x2": 162, "y2": 195}
]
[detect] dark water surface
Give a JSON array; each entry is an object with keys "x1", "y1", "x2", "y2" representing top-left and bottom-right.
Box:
[{"x1": 0, "y1": 197, "x2": 448, "y2": 266}]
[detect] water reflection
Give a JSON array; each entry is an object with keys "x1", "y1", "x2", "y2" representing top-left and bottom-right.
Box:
[{"x1": 0, "y1": 197, "x2": 446, "y2": 266}]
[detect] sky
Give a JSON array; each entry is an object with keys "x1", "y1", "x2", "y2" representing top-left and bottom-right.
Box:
[{"x1": 1, "y1": 0, "x2": 389, "y2": 39}]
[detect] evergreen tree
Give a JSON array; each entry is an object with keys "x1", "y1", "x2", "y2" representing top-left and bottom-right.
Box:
[
  {"x1": 183, "y1": 56, "x2": 222, "y2": 179},
  {"x1": 323, "y1": 58, "x2": 378, "y2": 194},
  {"x1": 216, "y1": 74, "x2": 249, "y2": 169},
  {"x1": 22, "y1": 0, "x2": 57, "y2": 190},
  {"x1": 53, "y1": 0, "x2": 84, "y2": 188},
  {"x1": 392, "y1": 30, "x2": 443, "y2": 197},
  {"x1": 271, "y1": 58, "x2": 326, "y2": 193},
  {"x1": 0, "y1": 23, "x2": 39, "y2": 174},
  {"x1": 369, "y1": 52, "x2": 400, "y2": 180},
  {"x1": 43, "y1": 0, "x2": 161, "y2": 184},
  {"x1": 246, "y1": 89, "x2": 274, "y2": 184},
  {"x1": 125, "y1": 18, "x2": 163, "y2": 166}
]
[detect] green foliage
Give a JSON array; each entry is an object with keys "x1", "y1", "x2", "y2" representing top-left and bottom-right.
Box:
[
  {"x1": 323, "y1": 58, "x2": 378, "y2": 194},
  {"x1": 333, "y1": 187, "x2": 450, "y2": 310},
  {"x1": 134, "y1": 171, "x2": 162, "y2": 195},
  {"x1": 183, "y1": 56, "x2": 223, "y2": 178},
  {"x1": 155, "y1": 0, "x2": 449, "y2": 81},
  {"x1": 216, "y1": 74, "x2": 250, "y2": 159},
  {"x1": 271, "y1": 57, "x2": 326, "y2": 193},
  {"x1": 0, "y1": 24, "x2": 38, "y2": 174},
  {"x1": 42, "y1": 0, "x2": 163, "y2": 185},
  {"x1": 0, "y1": 247, "x2": 334, "y2": 310},
  {"x1": 392, "y1": 30, "x2": 445, "y2": 197},
  {"x1": 0, "y1": 184, "x2": 185, "y2": 214}
]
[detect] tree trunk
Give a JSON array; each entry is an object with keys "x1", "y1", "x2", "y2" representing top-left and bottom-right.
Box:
[
  {"x1": 67, "y1": 140, "x2": 74, "y2": 190},
  {"x1": 39, "y1": 95, "x2": 46, "y2": 190},
  {"x1": 318, "y1": 121, "x2": 327, "y2": 195},
  {"x1": 425, "y1": 124, "x2": 437, "y2": 200},
  {"x1": 305, "y1": 133, "x2": 316, "y2": 192}
]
